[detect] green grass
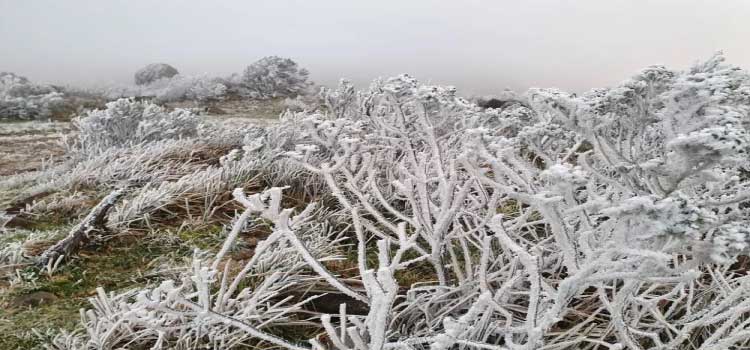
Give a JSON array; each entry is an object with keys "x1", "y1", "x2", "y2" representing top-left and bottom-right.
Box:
[
  {"x1": 0, "y1": 228, "x2": 212, "y2": 349},
  {"x1": 0, "y1": 301, "x2": 85, "y2": 349},
  {"x1": 176, "y1": 224, "x2": 226, "y2": 251}
]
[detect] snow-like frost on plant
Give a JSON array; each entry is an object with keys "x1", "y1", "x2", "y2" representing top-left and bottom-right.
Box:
[
  {"x1": 134, "y1": 63, "x2": 179, "y2": 86},
  {"x1": 0, "y1": 72, "x2": 64, "y2": 120},
  {"x1": 40, "y1": 54, "x2": 750, "y2": 349},
  {"x1": 49, "y1": 187, "x2": 341, "y2": 349},
  {"x1": 64, "y1": 98, "x2": 201, "y2": 154},
  {"x1": 235, "y1": 56, "x2": 312, "y2": 99}
]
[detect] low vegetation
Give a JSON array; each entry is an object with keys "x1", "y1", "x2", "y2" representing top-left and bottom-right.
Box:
[{"x1": 2, "y1": 53, "x2": 750, "y2": 349}]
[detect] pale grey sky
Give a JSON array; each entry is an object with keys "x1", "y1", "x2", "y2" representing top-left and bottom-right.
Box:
[{"x1": 1, "y1": 0, "x2": 748, "y2": 94}]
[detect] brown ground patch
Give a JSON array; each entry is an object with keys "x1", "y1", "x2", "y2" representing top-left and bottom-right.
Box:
[{"x1": 0, "y1": 122, "x2": 70, "y2": 176}]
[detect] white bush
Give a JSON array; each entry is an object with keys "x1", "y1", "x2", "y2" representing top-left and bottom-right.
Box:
[
  {"x1": 0, "y1": 72, "x2": 64, "y2": 120},
  {"x1": 107, "y1": 57, "x2": 312, "y2": 103},
  {"x1": 65, "y1": 98, "x2": 201, "y2": 155},
  {"x1": 107, "y1": 75, "x2": 228, "y2": 104},
  {"x1": 236, "y1": 56, "x2": 311, "y2": 99},
  {"x1": 288, "y1": 55, "x2": 750, "y2": 348},
  {"x1": 145, "y1": 75, "x2": 228, "y2": 103},
  {"x1": 134, "y1": 63, "x2": 179, "y2": 86},
  {"x1": 44, "y1": 54, "x2": 750, "y2": 349}
]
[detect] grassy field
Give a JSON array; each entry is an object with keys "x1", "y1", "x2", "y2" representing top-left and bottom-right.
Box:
[{"x1": 0, "y1": 99, "x2": 287, "y2": 349}]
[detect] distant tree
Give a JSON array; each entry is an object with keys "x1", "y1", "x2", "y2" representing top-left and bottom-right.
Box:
[
  {"x1": 134, "y1": 63, "x2": 179, "y2": 86},
  {"x1": 0, "y1": 72, "x2": 64, "y2": 120},
  {"x1": 237, "y1": 56, "x2": 311, "y2": 99},
  {"x1": 0, "y1": 72, "x2": 30, "y2": 88}
]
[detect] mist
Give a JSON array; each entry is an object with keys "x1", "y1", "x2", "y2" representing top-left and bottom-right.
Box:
[{"x1": 1, "y1": 0, "x2": 748, "y2": 95}]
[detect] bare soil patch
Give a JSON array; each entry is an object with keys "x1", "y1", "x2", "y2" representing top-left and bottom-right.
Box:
[{"x1": 0, "y1": 122, "x2": 70, "y2": 176}]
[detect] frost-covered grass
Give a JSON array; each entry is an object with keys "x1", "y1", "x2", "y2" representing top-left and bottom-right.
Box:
[
  {"x1": 0, "y1": 120, "x2": 70, "y2": 136},
  {"x1": 0, "y1": 228, "x2": 207, "y2": 349},
  {"x1": 2, "y1": 54, "x2": 750, "y2": 349}
]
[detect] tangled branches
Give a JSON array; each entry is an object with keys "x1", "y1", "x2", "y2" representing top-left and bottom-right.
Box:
[{"x1": 45, "y1": 54, "x2": 750, "y2": 349}]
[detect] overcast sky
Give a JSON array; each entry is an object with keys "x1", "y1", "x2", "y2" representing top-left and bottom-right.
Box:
[{"x1": 1, "y1": 0, "x2": 748, "y2": 95}]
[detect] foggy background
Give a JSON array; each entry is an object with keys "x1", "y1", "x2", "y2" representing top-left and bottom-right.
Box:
[{"x1": 1, "y1": 0, "x2": 747, "y2": 95}]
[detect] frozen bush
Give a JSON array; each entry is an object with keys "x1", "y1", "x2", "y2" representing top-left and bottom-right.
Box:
[
  {"x1": 65, "y1": 98, "x2": 201, "y2": 154},
  {"x1": 236, "y1": 56, "x2": 311, "y2": 99},
  {"x1": 106, "y1": 75, "x2": 228, "y2": 104},
  {"x1": 291, "y1": 55, "x2": 750, "y2": 349},
  {"x1": 40, "y1": 54, "x2": 750, "y2": 349},
  {"x1": 134, "y1": 63, "x2": 179, "y2": 86},
  {"x1": 318, "y1": 78, "x2": 359, "y2": 118},
  {"x1": 0, "y1": 72, "x2": 64, "y2": 120},
  {"x1": 108, "y1": 57, "x2": 312, "y2": 103},
  {"x1": 144, "y1": 75, "x2": 228, "y2": 103}
]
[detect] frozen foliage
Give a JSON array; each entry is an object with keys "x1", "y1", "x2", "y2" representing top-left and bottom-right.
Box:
[
  {"x1": 0, "y1": 227, "x2": 66, "y2": 280},
  {"x1": 294, "y1": 54, "x2": 750, "y2": 349},
  {"x1": 64, "y1": 98, "x2": 201, "y2": 154},
  {"x1": 134, "y1": 63, "x2": 179, "y2": 86},
  {"x1": 236, "y1": 56, "x2": 312, "y2": 99},
  {"x1": 35, "y1": 54, "x2": 750, "y2": 349},
  {"x1": 108, "y1": 75, "x2": 228, "y2": 103},
  {"x1": 0, "y1": 72, "x2": 64, "y2": 120},
  {"x1": 141, "y1": 75, "x2": 227, "y2": 103},
  {"x1": 106, "y1": 57, "x2": 311, "y2": 103},
  {"x1": 47, "y1": 188, "x2": 341, "y2": 349},
  {"x1": 0, "y1": 97, "x2": 268, "y2": 235}
]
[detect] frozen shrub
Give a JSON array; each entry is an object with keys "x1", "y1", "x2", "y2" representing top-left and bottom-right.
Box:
[
  {"x1": 0, "y1": 72, "x2": 64, "y2": 120},
  {"x1": 107, "y1": 75, "x2": 228, "y2": 104},
  {"x1": 134, "y1": 63, "x2": 179, "y2": 86},
  {"x1": 236, "y1": 56, "x2": 311, "y2": 99},
  {"x1": 1, "y1": 72, "x2": 55, "y2": 96},
  {"x1": 318, "y1": 78, "x2": 358, "y2": 118},
  {"x1": 65, "y1": 98, "x2": 201, "y2": 154},
  {"x1": 42, "y1": 54, "x2": 750, "y2": 349},
  {"x1": 108, "y1": 57, "x2": 312, "y2": 103},
  {"x1": 145, "y1": 75, "x2": 228, "y2": 103},
  {"x1": 181, "y1": 76, "x2": 227, "y2": 102},
  {"x1": 289, "y1": 55, "x2": 750, "y2": 349}
]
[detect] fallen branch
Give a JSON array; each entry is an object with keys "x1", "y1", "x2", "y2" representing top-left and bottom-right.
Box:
[{"x1": 37, "y1": 186, "x2": 129, "y2": 268}]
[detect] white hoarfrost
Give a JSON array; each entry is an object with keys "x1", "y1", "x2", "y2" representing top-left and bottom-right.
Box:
[
  {"x1": 236, "y1": 56, "x2": 312, "y2": 99},
  {"x1": 108, "y1": 75, "x2": 228, "y2": 104},
  {"x1": 134, "y1": 63, "x2": 179, "y2": 86},
  {"x1": 6, "y1": 53, "x2": 749, "y2": 349},
  {"x1": 46, "y1": 187, "x2": 340, "y2": 349},
  {"x1": 64, "y1": 98, "x2": 201, "y2": 154},
  {"x1": 0, "y1": 72, "x2": 64, "y2": 120},
  {"x1": 107, "y1": 56, "x2": 311, "y2": 103}
]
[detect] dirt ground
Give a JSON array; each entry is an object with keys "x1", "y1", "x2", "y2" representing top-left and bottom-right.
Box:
[{"x1": 0, "y1": 122, "x2": 70, "y2": 176}]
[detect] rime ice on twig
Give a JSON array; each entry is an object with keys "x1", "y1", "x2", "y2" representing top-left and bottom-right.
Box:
[
  {"x1": 42, "y1": 54, "x2": 750, "y2": 349},
  {"x1": 37, "y1": 186, "x2": 130, "y2": 269}
]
